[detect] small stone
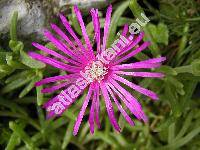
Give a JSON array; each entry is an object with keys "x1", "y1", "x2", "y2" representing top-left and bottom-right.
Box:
[
  {"x1": 52, "y1": 0, "x2": 115, "y2": 13},
  {"x1": 0, "y1": 0, "x2": 51, "y2": 40}
]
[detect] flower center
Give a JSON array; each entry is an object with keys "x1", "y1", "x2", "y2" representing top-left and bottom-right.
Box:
[{"x1": 81, "y1": 61, "x2": 108, "y2": 83}]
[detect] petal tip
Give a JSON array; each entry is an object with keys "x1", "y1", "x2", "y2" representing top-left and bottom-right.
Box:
[
  {"x1": 35, "y1": 81, "x2": 40, "y2": 87},
  {"x1": 32, "y1": 42, "x2": 37, "y2": 46},
  {"x1": 27, "y1": 51, "x2": 34, "y2": 57},
  {"x1": 73, "y1": 130, "x2": 78, "y2": 136}
]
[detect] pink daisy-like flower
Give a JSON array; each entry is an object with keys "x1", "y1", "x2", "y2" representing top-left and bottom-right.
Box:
[{"x1": 29, "y1": 5, "x2": 166, "y2": 135}]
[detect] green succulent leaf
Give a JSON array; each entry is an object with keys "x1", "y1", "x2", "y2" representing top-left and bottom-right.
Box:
[{"x1": 20, "y1": 50, "x2": 46, "y2": 69}]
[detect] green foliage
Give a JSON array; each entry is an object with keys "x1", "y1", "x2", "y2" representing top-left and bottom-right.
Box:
[
  {"x1": 145, "y1": 23, "x2": 169, "y2": 45},
  {"x1": 107, "y1": 1, "x2": 130, "y2": 46},
  {"x1": 10, "y1": 11, "x2": 18, "y2": 41},
  {"x1": 0, "y1": 0, "x2": 200, "y2": 149}
]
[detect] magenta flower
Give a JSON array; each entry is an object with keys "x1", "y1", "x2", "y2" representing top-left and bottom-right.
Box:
[{"x1": 29, "y1": 5, "x2": 166, "y2": 135}]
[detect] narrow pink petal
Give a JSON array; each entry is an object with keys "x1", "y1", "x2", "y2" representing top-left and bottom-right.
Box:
[
  {"x1": 50, "y1": 23, "x2": 77, "y2": 51},
  {"x1": 35, "y1": 74, "x2": 79, "y2": 86},
  {"x1": 114, "y1": 41, "x2": 151, "y2": 64},
  {"x1": 59, "y1": 13, "x2": 91, "y2": 61},
  {"x1": 113, "y1": 74, "x2": 159, "y2": 100},
  {"x1": 50, "y1": 24, "x2": 88, "y2": 64},
  {"x1": 139, "y1": 57, "x2": 166, "y2": 64},
  {"x1": 114, "y1": 57, "x2": 166, "y2": 69},
  {"x1": 43, "y1": 87, "x2": 84, "y2": 108},
  {"x1": 73, "y1": 85, "x2": 93, "y2": 135},
  {"x1": 28, "y1": 52, "x2": 81, "y2": 73},
  {"x1": 29, "y1": 52, "x2": 82, "y2": 72},
  {"x1": 122, "y1": 24, "x2": 129, "y2": 36},
  {"x1": 44, "y1": 84, "x2": 89, "y2": 119},
  {"x1": 74, "y1": 5, "x2": 95, "y2": 59},
  {"x1": 117, "y1": 32, "x2": 145, "y2": 57},
  {"x1": 106, "y1": 84, "x2": 134, "y2": 126},
  {"x1": 100, "y1": 82, "x2": 121, "y2": 132},
  {"x1": 95, "y1": 9, "x2": 101, "y2": 54},
  {"x1": 102, "y1": 5, "x2": 112, "y2": 52},
  {"x1": 44, "y1": 30, "x2": 81, "y2": 62},
  {"x1": 48, "y1": 57, "x2": 81, "y2": 71},
  {"x1": 114, "y1": 71, "x2": 165, "y2": 78},
  {"x1": 32, "y1": 42, "x2": 82, "y2": 67},
  {"x1": 94, "y1": 83, "x2": 101, "y2": 128},
  {"x1": 112, "y1": 63, "x2": 161, "y2": 70},
  {"x1": 108, "y1": 79, "x2": 148, "y2": 122},
  {"x1": 41, "y1": 81, "x2": 73, "y2": 93},
  {"x1": 91, "y1": 8, "x2": 101, "y2": 54},
  {"x1": 89, "y1": 91, "x2": 95, "y2": 134}
]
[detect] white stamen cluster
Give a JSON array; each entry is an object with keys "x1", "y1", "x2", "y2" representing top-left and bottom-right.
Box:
[{"x1": 81, "y1": 61, "x2": 108, "y2": 83}]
